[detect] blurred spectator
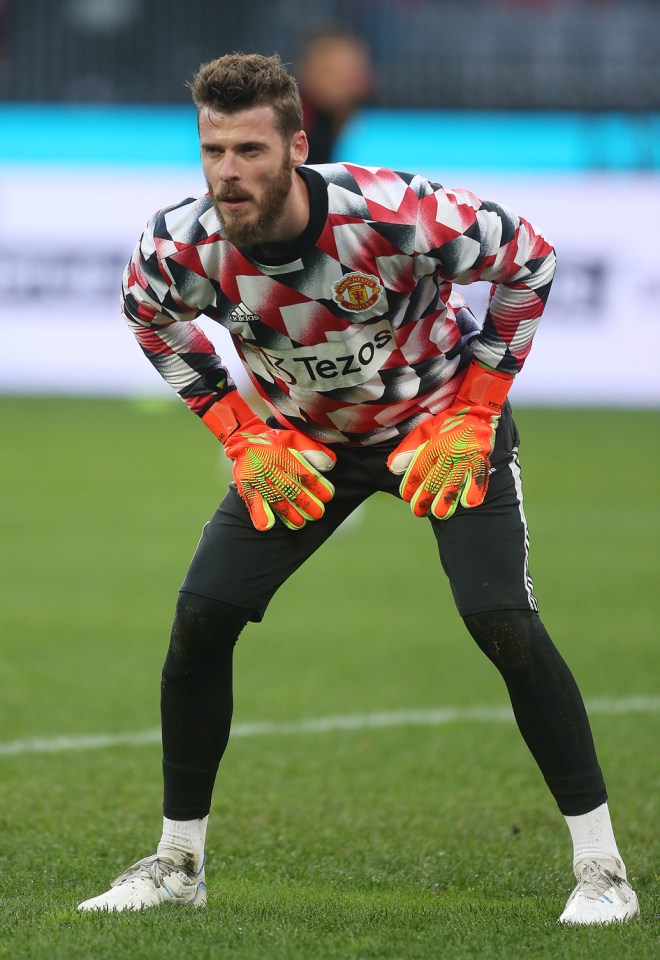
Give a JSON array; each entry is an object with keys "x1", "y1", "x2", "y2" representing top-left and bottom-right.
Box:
[{"x1": 296, "y1": 26, "x2": 375, "y2": 164}]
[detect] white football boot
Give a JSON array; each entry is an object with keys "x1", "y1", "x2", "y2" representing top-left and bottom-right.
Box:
[
  {"x1": 559, "y1": 857, "x2": 639, "y2": 924},
  {"x1": 77, "y1": 853, "x2": 207, "y2": 912}
]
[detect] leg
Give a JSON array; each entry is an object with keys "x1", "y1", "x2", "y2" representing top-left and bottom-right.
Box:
[
  {"x1": 430, "y1": 405, "x2": 638, "y2": 922},
  {"x1": 79, "y1": 450, "x2": 372, "y2": 911},
  {"x1": 161, "y1": 593, "x2": 250, "y2": 821},
  {"x1": 463, "y1": 608, "x2": 606, "y2": 814},
  {"x1": 158, "y1": 456, "x2": 374, "y2": 819},
  {"x1": 463, "y1": 609, "x2": 639, "y2": 924},
  {"x1": 431, "y1": 405, "x2": 605, "y2": 812},
  {"x1": 77, "y1": 590, "x2": 245, "y2": 913}
]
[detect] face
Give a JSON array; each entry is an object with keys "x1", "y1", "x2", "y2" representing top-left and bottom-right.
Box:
[
  {"x1": 199, "y1": 105, "x2": 307, "y2": 248},
  {"x1": 301, "y1": 38, "x2": 373, "y2": 111}
]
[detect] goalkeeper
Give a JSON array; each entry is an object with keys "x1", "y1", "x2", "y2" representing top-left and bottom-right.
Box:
[{"x1": 78, "y1": 53, "x2": 638, "y2": 924}]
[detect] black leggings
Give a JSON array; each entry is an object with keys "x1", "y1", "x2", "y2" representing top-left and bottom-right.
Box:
[
  {"x1": 161, "y1": 594, "x2": 606, "y2": 820},
  {"x1": 464, "y1": 609, "x2": 606, "y2": 815},
  {"x1": 161, "y1": 593, "x2": 250, "y2": 820}
]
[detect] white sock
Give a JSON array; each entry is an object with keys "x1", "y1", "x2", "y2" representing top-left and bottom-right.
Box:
[
  {"x1": 564, "y1": 802, "x2": 625, "y2": 876},
  {"x1": 157, "y1": 815, "x2": 208, "y2": 873}
]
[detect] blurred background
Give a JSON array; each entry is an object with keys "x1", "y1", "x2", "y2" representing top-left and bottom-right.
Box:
[{"x1": 0, "y1": 0, "x2": 659, "y2": 404}]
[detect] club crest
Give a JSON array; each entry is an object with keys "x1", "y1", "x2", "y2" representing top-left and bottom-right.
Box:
[{"x1": 332, "y1": 272, "x2": 382, "y2": 312}]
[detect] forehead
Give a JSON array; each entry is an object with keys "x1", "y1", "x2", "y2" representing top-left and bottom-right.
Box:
[{"x1": 198, "y1": 105, "x2": 282, "y2": 145}]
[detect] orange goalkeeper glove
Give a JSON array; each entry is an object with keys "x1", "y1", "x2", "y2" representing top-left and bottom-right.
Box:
[
  {"x1": 387, "y1": 361, "x2": 513, "y2": 520},
  {"x1": 202, "y1": 391, "x2": 336, "y2": 532}
]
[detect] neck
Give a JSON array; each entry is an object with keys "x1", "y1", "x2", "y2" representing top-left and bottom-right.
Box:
[{"x1": 257, "y1": 169, "x2": 310, "y2": 257}]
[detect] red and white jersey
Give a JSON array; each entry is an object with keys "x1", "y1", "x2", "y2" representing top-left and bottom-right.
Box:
[{"x1": 123, "y1": 163, "x2": 555, "y2": 445}]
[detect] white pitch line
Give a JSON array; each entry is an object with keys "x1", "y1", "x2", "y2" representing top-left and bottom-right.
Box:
[{"x1": 0, "y1": 695, "x2": 658, "y2": 759}]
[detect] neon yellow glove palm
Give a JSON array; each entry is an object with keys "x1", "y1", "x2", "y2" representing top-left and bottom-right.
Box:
[
  {"x1": 202, "y1": 392, "x2": 336, "y2": 532},
  {"x1": 387, "y1": 361, "x2": 513, "y2": 520}
]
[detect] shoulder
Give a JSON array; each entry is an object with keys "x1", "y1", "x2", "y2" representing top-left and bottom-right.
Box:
[
  {"x1": 146, "y1": 192, "x2": 219, "y2": 248},
  {"x1": 310, "y1": 161, "x2": 436, "y2": 197},
  {"x1": 306, "y1": 163, "x2": 439, "y2": 226}
]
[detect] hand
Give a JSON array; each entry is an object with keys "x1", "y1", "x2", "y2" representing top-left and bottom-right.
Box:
[
  {"x1": 202, "y1": 392, "x2": 336, "y2": 531},
  {"x1": 225, "y1": 426, "x2": 336, "y2": 532},
  {"x1": 387, "y1": 361, "x2": 513, "y2": 520}
]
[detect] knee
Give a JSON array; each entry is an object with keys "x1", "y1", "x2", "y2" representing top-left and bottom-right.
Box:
[
  {"x1": 463, "y1": 609, "x2": 553, "y2": 675},
  {"x1": 168, "y1": 592, "x2": 251, "y2": 666}
]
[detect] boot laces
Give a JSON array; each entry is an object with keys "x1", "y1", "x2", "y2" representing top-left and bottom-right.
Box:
[
  {"x1": 111, "y1": 855, "x2": 190, "y2": 889},
  {"x1": 574, "y1": 860, "x2": 626, "y2": 902}
]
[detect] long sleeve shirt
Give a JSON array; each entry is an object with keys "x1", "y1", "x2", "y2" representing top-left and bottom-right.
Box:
[{"x1": 122, "y1": 162, "x2": 555, "y2": 444}]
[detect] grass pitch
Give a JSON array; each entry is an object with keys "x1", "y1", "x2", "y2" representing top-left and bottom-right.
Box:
[{"x1": 0, "y1": 398, "x2": 658, "y2": 959}]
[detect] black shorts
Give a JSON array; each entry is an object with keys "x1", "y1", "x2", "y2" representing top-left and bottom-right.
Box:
[{"x1": 181, "y1": 403, "x2": 538, "y2": 621}]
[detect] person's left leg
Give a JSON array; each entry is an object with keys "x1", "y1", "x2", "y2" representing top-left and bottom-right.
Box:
[
  {"x1": 463, "y1": 608, "x2": 607, "y2": 816},
  {"x1": 427, "y1": 405, "x2": 638, "y2": 923}
]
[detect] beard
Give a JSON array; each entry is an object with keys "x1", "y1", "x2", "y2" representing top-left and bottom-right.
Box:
[{"x1": 210, "y1": 154, "x2": 294, "y2": 249}]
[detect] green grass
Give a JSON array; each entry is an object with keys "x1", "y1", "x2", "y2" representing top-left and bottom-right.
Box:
[{"x1": 0, "y1": 398, "x2": 658, "y2": 959}]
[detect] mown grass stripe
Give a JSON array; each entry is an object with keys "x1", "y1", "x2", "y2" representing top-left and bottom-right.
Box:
[{"x1": 1, "y1": 695, "x2": 658, "y2": 758}]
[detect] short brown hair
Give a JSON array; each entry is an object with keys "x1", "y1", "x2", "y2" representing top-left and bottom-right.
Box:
[{"x1": 188, "y1": 53, "x2": 303, "y2": 140}]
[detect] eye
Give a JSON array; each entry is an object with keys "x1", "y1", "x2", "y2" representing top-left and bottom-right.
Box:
[{"x1": 240, "y1": 144, "x2": 266, "y2": 157}]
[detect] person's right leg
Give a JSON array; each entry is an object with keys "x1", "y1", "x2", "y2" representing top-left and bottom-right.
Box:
[
  {"x1": 77, "y1": 592, "x2": 249, "y2": 912},
  {"x1": 78, "y1": 451, "x2": 373, "y2": 911},
  {"x1": 160, "y1": 593, "x2": 250, "y2": 824}
]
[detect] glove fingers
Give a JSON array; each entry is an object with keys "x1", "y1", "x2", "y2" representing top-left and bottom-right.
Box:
[
  {"x1": 275, "y1": 500, "x2": 309, "y2": 530},
  {"x1": 288, "y1": 451, "x2": 335, "y2": 504},
  {"x1": 431, "y1": 489, "x2": 460, "y2": 520},
  {"x1": 413, "y1": 468, "x2": 463, "y2": 519},
  {"x1": 430, "y1": 477, "x2": 465, "y2": 520},
  {"x1": 284, "y1": 434, "x2": 337, "y2": 473},
  {"x1": 403, "y1": 440, "x2": 492, "y2": 519},
  {"x1": 387, "y1": 448, "x2": 416, "y2": 476},
  {"x1": 255, "y1": 487, "x2": 309, "y2": 530},
  {"x1": 297, "y1": 448, "x2": 337, "y2": 473},
  {"x1": 235, "y1": 467, "x2": 308, "y2": 531},
  {"x1": 429, "y1": 462, "x2": 489, "y2": 519},
  {"x1": 254, "y1": 480, "x2": 314, "y2": 530},
  {"x1": 285, "y1": 482, "x2": 328, "y2": 523},
  {"x1": 236, "y1": 483, "x2": 277, "y2": 532},
  {"x1": 409, "y1": 484, "x2": 439, "y2": 518},
  {"x1": 401, "y1": 443, "x2": 458, "y2": 516},
  {"x1": 237, "y1": 472, "x2": 331, "y2": 530},
  {"x1": 397, "y1": 443, "x2": 433, "y2": 503},
  {"x1": 458, "y1": 463, "x2": 489, "y2": 509}
]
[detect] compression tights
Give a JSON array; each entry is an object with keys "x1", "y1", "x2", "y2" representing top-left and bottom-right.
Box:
[
  {"x1": 161, "y1": 595, "x2": 606, "y2": 819},
  {"x1": 161, "y1": 593, "x2": 250, "y2": 820},
  {"x1": 463, "y1": 609, "x2": 607, "y2": 816}
]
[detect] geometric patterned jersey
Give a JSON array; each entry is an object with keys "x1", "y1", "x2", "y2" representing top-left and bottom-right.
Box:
[{"x1": 122, "y1": 162, "x2": 556, "y2": 445}]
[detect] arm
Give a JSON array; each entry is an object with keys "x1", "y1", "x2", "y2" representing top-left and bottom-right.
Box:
[
  {"x1": 388, "y1": 186, "x2": 556, "y2": 519},
  {"x1": 122, "y1": 214, "x2": 234, "y2": 417},
  {"x1": 417, "y1": 187, "x2": 557, "y2": 374},
  {"x1": 123, "y1": 210, "x2": 336, "y2": 531}
]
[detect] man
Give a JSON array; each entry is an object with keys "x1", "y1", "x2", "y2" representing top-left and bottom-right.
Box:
[{"x1": 78, "y1": 53, "x2": 638, "y2": 924}]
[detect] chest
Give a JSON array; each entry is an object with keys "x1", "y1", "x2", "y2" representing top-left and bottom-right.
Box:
[{"x1": 210, "y1": 232, "x2": 419, "y2": 347}]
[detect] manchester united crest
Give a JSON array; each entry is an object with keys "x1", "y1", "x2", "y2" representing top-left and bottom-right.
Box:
[{"x1": 332, "y1": 272, "x2": 382, "y2": 313}]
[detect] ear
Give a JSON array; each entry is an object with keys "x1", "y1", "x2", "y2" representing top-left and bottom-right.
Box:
[{"x1": 290, "y1": 129, "x2": 309, "y2": 168}]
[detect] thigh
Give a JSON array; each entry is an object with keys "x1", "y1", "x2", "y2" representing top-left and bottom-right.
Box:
[
  {"x1": 180, "y1": 449, "x2": 375, "y2": 621},
  {"x1": 430, "y1": 404, "x2": 539, "y2": 617}
]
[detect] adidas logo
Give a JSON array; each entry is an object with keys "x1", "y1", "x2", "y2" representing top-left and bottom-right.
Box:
[{"x1": 229, "y1": 304, "x2": 261, "y2": 324}]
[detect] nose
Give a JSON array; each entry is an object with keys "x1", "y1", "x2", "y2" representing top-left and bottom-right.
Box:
[{"x1": 218, "y1": 152, "x2": 240, "y2": 182}]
